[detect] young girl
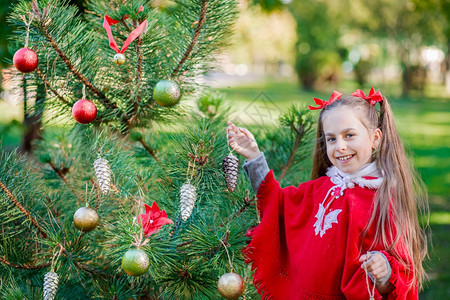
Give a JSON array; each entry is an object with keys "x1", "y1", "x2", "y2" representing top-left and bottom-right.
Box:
[{"x1": 227, "y1": 88, "x2": 428, "y2": 299}]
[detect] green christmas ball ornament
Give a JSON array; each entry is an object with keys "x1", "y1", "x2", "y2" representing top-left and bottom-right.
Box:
[
  {"x1": 73, "y1": 206, "x2": 99, "y2": 232},
  {"x1": 122, "y1": 249, "x2": 150, "y2": 276},
  {"x1": 153, "y1": 80, "x2": 181, "y2": 107}
]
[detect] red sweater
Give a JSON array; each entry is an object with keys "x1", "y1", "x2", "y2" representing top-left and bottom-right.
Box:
[{"x1": 243, "y1": 170, "x2": 417, "y2": 300}]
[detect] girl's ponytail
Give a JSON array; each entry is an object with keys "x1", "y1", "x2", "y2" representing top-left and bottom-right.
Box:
[{"x1": 374, "y1": 97, "x2": 429, "y2": 289}]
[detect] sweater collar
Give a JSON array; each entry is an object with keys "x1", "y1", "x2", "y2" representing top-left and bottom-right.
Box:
[{"x1": 326, "y1": 161, "x2": 383, "y2": 192}]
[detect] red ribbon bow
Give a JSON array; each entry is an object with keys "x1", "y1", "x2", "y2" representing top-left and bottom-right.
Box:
[
  {"x1": 103, "y1": 7, "x2": 147, "y2": 54},
  {"x1": 308, "y1": 90, "x2": 343, "y2": 110},
  {"x1": 138, "y1": 202, "x2": 173, "y2": 237},
  {"x1": 351, "y1": 87, "x2": 383, "y2": 106}
]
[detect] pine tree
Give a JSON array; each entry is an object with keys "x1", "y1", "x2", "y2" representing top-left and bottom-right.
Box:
[{"x1": 1, "y1": 0, "x2": 315, "y2": 298}]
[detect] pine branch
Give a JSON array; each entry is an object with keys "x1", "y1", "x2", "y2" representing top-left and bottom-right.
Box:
[
  {"x1": 192, "y1": 230, "x2": 230, "y2": 257},
  {"x1": 22, "y1": 74, "x2": 27, "y2": 120},
  {"x1": 47, "y1": 160, "x2": 83, "y2": 204},
  {"x1": 138, "y1": 138, "x2": 159, "y2": 161},
  {"x1": 176, "y1": 194, "x2": 255, "y2": 249},
  {"x1": 278, "y1": 122, "x2": 310, "y2": 182},
  {"x1": 176, "y1": 240, "x2": 192, "y2": 248},
  {"x1": 0, "y1": 180, "x2": 48, "y2": 238},
  {"x1": 84, "y1": 9, "x2": 103, "y2": 19},
  {"x1": 30, "y1": 0, "x2": 116, "y2": 110},
  {"x1": 0, "y1": 178, "x2": 106, "y2": 275},
  {"x1": 89, "y1": 178, "x2": 102, "y2": 211},
  {"x1": 74, "y1": 232, "x2": 86, "y2": 247},
  {"x1": 0, "y1": 224, "x2": 105, "y2": 276},
  {"x1": 111, "y1": 183, "x2": 120, "y2": 194},
  {"x1": 171, "y1": 0, "x2": 208, "y2": 77},
  {"x1": 121, "y1": 16, "x2": 132, "y2": 32},
  {"x1": 278, "y1": 135, "x2": 302, "y2": 182},
  {"x1": 217, "y1": 193, "x2": 255, "y2": 229},
  {"x1": 136, "y1": 175, "x2": 149, "y2": 194},
  {"x1": 36, "y1": 67, "x2": 71, "y2": 106},
  {"x1": 130, "y1": 26, "x2": 143, "y2": 124},
  {"x1": 45, "y1": 196, "x2": 61, "y2": 220},
  {"x1": 135, "y1": 145, "x2": 173, "y2": 182},
  {"x1": 201, "y1": 230, "x2": 230, "y2": 257},
  {"x1": 56, "y1": 243, "x2": 112, "y2": 277},
  {"x1": 0, "y1": 256, "x2": 51, "y2": 270}
]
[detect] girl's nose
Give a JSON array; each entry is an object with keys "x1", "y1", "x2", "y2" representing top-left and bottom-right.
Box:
[{"x1": 336, "y1": 138, "x2": 347, "y2": 152}]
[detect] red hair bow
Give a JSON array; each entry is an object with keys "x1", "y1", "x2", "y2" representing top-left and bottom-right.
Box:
[
  {"x1": 308, "y1": 90, "x2": 343, "y2": 110},
  {"x1": 351, "y1": 87, "x2": 383, "y2": 106}
]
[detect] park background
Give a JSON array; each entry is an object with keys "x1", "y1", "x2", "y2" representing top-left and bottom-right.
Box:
[{"x1": 0, "y1": 0, "x2": 449, "y2": 298}]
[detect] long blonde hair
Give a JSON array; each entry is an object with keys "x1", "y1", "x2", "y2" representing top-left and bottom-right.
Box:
[{"x1": 311, "y1": 94, "x2": 429, "y2": 289}]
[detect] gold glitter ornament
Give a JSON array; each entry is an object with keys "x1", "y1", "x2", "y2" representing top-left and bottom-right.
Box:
[
  {"x1": 217, "y1": 272, "x2": 245, "y2": 300},
  {"x1": 73, "y1": 206, "x2": 99, "y2": 232}
]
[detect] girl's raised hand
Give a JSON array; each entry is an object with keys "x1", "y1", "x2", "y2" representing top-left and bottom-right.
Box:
[{"x1": 226, "y1": 121, "x2": 261, "y2": 161}]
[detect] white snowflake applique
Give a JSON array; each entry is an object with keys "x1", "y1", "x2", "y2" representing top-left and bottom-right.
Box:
[
  {"x1": 313, "y1": 203, "x2": 342, "y2": 237},
  {"x1": 312, "y1": 162, "x2": 383, "y2": 238}
]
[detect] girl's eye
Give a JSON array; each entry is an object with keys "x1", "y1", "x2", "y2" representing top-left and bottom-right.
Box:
[
  {"x1": 326, "y1": 137, "x2": 335, "y2": 143},
  {"x1": 346, "y1": 133, "x2": 354, "y2": 138}
]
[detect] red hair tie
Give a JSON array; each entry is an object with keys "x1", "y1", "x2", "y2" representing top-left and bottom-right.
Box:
[
  {"x1": 351, "y1": 87, "x2": 383, "y2": 106},
  {"x1": 308, "y1": 90, "x2": 343, "y2": 110}
]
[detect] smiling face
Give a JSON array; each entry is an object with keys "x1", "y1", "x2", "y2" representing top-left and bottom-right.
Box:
[{"x1": 322, "y1": 106, "x2": 382, "y2": 174}]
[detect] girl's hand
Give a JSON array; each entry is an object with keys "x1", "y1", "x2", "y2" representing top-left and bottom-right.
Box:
[
  {"x1": 359, "y1": 252, "x2": 393, "y2": 294},
  {"x1": 226, "y1": 121, "x2": 261, "y2": 161}
]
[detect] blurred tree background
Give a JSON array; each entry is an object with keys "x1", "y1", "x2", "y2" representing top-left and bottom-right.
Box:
[
  {"x1": 1, "y1": 0, "x2": 449, "y2": 298},
  {"x1": 2, "y1": 0, "x2": 448, "y2": 93},
  {"x1": 237, "y1": 0, "x2": 449, "y2": 95}
]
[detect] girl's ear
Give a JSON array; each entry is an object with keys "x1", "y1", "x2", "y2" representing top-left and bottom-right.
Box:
[{"x1": 372, "y1": 128, "x2": 382, "y2": 150}]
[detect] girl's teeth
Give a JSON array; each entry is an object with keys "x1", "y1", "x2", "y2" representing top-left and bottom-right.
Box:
[{"x1": 338, "y1": 155, "x2": 352, "y2": 161}]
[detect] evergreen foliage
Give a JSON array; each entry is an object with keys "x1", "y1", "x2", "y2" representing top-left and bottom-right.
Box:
[
  {"x1": 7, "y1": 0, "x2": 237, "y2": 131},
  {"x1": 1, "y1": 0, "x2": 316, "y2": 298}
]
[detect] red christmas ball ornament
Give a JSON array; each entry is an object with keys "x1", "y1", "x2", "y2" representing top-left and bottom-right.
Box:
[
  {"x1": 13, "y1": 48, "x2": 38, "y2": 73},
  {"x1": 72, "y1": 99, "x2": 97, "y2": 124}
]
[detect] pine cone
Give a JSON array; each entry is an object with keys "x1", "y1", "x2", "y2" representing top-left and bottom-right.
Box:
[
  {"x1": 222, "y1": 153, "x2": 239, "y2": 192},
  {"x1": 93, "y1": 155, "x2": 111, "y2": 195},
  {"x1": 180, "y1": 182, "x2": 197, "y2": 221},
  {"x1": 43, "y1": 271, "x2": 59, "y2": 300}
]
